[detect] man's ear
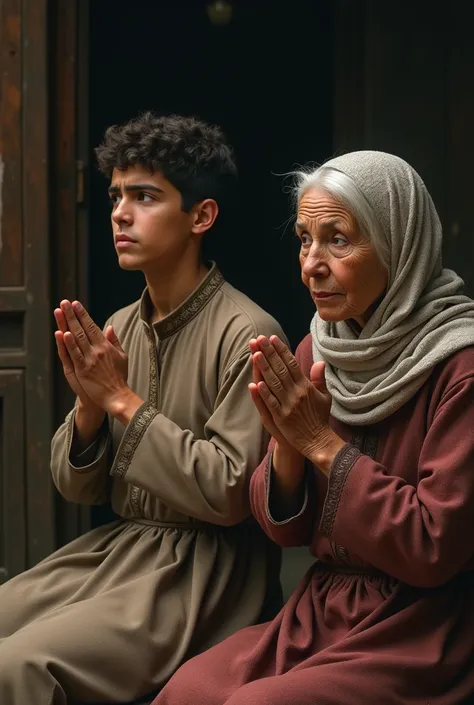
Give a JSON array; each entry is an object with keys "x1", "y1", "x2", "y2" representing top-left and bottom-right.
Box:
[{"x1": 190, "y1": 199, "x2": 219, "y2": 235}]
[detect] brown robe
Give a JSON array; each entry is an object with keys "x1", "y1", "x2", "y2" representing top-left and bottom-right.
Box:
[
  {"x1": 154, "y1": 334, "x2": 474, "y2": 705},
  {"x1": 0, "y1": 265, "x2": 284, "y2": 705}
]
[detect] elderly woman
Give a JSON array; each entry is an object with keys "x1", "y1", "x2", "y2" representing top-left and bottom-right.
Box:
[{"x1": 151, "y1": 151, "x2": 474, "y2": 705}]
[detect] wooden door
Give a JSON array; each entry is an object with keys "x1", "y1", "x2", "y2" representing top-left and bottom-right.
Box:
[
  {"x1": 0, "y1": 0, "x2": 55, "y2": 579},
  {"x1": 333, "y1": 0, "x2": 474, "y2": 293}
]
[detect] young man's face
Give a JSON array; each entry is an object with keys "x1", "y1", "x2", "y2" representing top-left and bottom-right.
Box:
[{"x1": 108, "y1": 165, "x2": 196, "y2": 273}]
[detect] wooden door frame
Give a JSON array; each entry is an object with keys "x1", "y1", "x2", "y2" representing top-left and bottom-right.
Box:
[{"x1": 50, "y1": 0, "x2": 91, "y2": 544}]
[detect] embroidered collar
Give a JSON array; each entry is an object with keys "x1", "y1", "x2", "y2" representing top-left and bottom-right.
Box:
[{"x1": 139, "y1": 262, "x2": 225, "y2": 339}]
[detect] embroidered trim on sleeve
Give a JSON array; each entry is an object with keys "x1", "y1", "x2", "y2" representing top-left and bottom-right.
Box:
[
  {"x1": 130, "y1": 485, "x2": 142, "y2": 515},
  {"x1": 144, "y1": 326, "x2": 159, "y2": 408},
  {"x1": 319, "y1": 444, "x2": 361, "y2": 537},
  {"x1": 67, "y1": 409, "x2": 110, "y2": 474},
  {"x1": 110, "y1": 402, "x2": 159, "y2": 478},
  {"x1": 265, "y1": 451, "x2": 309, "y2": 525},
  {"x1": 65, "y1": 409, "x2": 75, "y2": 457}
]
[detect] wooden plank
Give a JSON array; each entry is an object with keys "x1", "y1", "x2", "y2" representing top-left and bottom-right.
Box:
[
  {"x1": 51, "y1": 0, "x2": 78, "y2": 432},
  {"x1": 0, "y1": 286, "x2": 28, "y2": 310},
  {"x1": 363, "y1": 0, "x2": 446, "y2": 216},
  {"x1": 22, "y1": 0, "x2": 55, "y2": 565},
  {"x1": 52, "y1": 0, "x2": 78, "y2": 303},
  {"x1": 0, "y1": 352, "x2": 27, "y2": 367},
  {"x1": 0, "y1": 369, "x2": 26, "y2": 581},
  {"x1": 75, "y1": 0, "x2": 92, "y2": 537},
  {"x1": 0, "y1": 308, "x2": 25, "y2": 360},
  {"x1": 50, "y1": 0, "x2": 92, "y2": 544},
  {"x1": 0, "y1": 0, "x2": 23, "y2": 285},
  {"x1": 0, "y1": 0, "x2": 28, "y2": 575},
  {"x1": 444, "y1": 1, "x2": 474, "y2": 295},
  {"x1": 332, "y1": 0, "x2": 366, "y2": 155}
]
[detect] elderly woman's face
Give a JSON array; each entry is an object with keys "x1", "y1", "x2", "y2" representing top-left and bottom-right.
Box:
[{"x1": 296, "y1": 188, "x2": 387, "y2": 327}]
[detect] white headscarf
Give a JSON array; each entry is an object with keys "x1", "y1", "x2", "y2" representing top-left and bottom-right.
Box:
[{"x1": 310, "y1": 150, "x2": 474, "y2": 425}]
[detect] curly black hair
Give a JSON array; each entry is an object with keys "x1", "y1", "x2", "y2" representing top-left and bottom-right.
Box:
[{"x1": 95, "y1": 111, "x2": 238, "y2": 213}]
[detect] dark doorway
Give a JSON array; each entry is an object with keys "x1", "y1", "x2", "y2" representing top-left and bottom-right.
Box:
[{"x1": 88, "y1": 0, "x2": 334, "y2": 349}]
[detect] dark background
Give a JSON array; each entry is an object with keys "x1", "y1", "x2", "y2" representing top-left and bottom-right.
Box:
[{"x1": 88, "y1": 0, "x2": 334, "y2": 351}]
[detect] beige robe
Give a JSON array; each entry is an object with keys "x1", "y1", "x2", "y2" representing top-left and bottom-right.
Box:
[{"x1": 0, "y1": 266, "x2": 284, "y2": 705}]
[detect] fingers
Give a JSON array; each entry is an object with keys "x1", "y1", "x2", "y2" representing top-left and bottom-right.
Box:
[
  {"x1": 249, "y1": 382, "x2": 276, "y2": 428},
  {"x1": 63, "y1": 331, "x2": 85, "y2": 368},
  {"x1": 55, "y1": 331, "x2": 85, "y2": 398},
  {"x1": 54, "y1": 308, "x2": 68, "y2": 334},
  {"x1": 270, "y1": 336, "x2": 305, "y2": 383},
  {"x1": 249, "y1": 338, "x2": 259, "y2": 355},
  {"x1": 104, "y1": 325, "x2": 123, "y2": 351},
  {"x1": 60, "y1": 299, "x2": 104, "y2": 354},
  {"x1": 310, "y1": 361, "x2": 327, "y2": 394},
  {"x1": 251, "y1": 350, "x2": 263, "y2": 385},
  {"x1": 252, "y1": 337, "x2": 293, "y2": 394},
  {"x1": 253, "y1": 351, "x2": 286, "y2": 402},
  {"x1": 256, "y1": 380, "x2": 281, "y2": 416},
  {"x1": 248, "y1": 381, "x2": 261, "y2": 405},
  {"x1": 71, "y1": 301, "x2": 104, "y2": 344},
  {"x1": 59, "y1": 300, "x2": 91, "y2": 354},
  {"x1": 54, "y1": 331, "x2": 74, "y2": 371},
  {"x1": 255, "y1": 335, "x2": 305, "y2": 388}
]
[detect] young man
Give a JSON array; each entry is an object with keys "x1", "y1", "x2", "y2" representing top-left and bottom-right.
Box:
[{"x1": 0, "y1": 113, "x2": 284, "y2": 704}]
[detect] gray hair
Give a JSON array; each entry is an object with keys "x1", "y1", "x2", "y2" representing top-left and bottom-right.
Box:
[{"x1": 293, "y1": 165, "x2": 389, "y2": 269}]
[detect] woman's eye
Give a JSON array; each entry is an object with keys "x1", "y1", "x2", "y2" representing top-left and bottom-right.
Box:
[{"x1": 300, "y1": 233, "x2": 312, "y2": 246}]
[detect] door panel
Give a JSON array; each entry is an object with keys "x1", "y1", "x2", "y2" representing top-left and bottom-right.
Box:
[{"x1": 0, "y1": 0, "x2": 55, "y2": 572}]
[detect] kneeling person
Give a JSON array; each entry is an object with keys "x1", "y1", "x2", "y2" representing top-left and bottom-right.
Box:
[{"x1": 0, "y1": 112, "x2": 284, "y2": 705}]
